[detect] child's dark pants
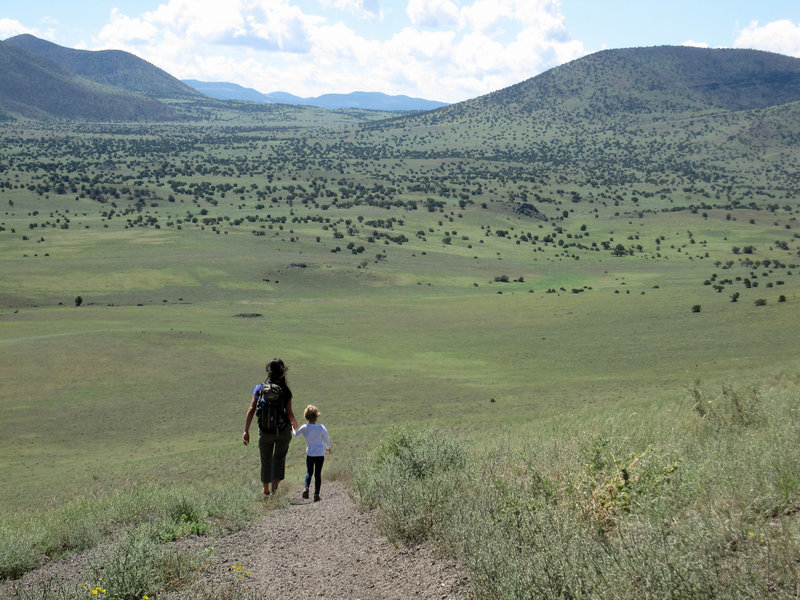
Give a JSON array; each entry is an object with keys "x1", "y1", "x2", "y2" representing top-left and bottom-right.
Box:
[{"x1": 305, "y1": 455, "x2": 325, "y2": 496}]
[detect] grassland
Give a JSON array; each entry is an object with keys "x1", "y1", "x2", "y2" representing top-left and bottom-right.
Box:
[{"x1": 0, "y1": 102, "x2": 798, "y2": 595}]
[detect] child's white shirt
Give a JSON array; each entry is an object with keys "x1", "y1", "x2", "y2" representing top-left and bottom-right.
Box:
[{"x1": 293, "y1": 423, "x2": 331, "y2": 456}]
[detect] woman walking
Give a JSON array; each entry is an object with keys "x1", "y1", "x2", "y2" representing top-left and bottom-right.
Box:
[{"x1": 243, "y1": 358, "x2": 299, "y2": 496}]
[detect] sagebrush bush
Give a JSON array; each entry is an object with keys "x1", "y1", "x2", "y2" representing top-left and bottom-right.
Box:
[
  {"x1": 689, "y1": 379, "x2": 764, "y2": 429},
  {"x1": 352, "y1": 427, "x2": 467, "y2": 543},
  {"x1": 354, "y1": 380, "x2": 800, "y2": 599},
  {"x1": 0, "y1": 526, "x2": 44, "y2": 581},
  {"x1": 89, "y1": 527, "x2": 205, "y2": 600}
]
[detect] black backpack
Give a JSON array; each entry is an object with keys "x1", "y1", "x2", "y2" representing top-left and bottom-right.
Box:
[{"x1": 255, "y1": 381, "x2": 287, "y2": 432}]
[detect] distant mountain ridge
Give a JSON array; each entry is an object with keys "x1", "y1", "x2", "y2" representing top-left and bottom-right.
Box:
[
  {"x1": 2, "y1": 36, "x2": 800, "y2": 125},
  {"x1": 182, "y1": 80, "x2": 448, "y2": 111}
]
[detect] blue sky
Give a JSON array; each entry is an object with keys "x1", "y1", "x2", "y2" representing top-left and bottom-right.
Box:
[{"x1": 2, "y1": 1, "x2": 800, "y2": 103}]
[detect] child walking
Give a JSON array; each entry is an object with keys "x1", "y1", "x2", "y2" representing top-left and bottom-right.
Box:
[{"x1": 292, "y1": 404, "x2": 331, "y2": 502}]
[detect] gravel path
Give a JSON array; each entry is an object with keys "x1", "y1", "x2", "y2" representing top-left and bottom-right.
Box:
[
  {"x1": 191, "y1": 480, "x2": 469, "y2": 599},
  {"x1": 3, "y1": 481, "x2": 470, "y2": 600}
]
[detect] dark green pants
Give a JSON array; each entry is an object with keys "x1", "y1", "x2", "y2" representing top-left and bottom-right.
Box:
[{"x1": 258, "y1": 427, "x2": 292, "y2": 483}]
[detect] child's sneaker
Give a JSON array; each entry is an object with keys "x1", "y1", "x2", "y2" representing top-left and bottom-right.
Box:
[{"x1": 302, "y1": 488, "x2": 309, "y2": 499}]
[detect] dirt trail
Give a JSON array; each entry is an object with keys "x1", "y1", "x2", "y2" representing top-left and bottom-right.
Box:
[
  {"x1": 3, "y1": 481, "x2": 469, "y2": 600},
  {"x1": 194, "y1": 480, "x2": 469, "y2": 599}
]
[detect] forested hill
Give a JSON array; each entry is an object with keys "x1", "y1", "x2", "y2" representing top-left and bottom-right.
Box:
[
  {"x1": 0, "y1": 40, "x2": 177, "y2": 121},
  {"x1": 5, "y1": 34, "x2": 200, "y2": 100},
  {"x1": 354, "y1": 46, "x2": 800, "y2": 197},
  {"x1": 405, "y1": 45, "x2": 800, "y2": 128}
]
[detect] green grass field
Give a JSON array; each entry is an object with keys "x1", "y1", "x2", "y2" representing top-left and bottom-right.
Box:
[
  {"x1": 1, "y1": 117, "x2": 798, "y2": 595},
  {"x1": 2, "y1": 191, "x2": 797, "y2": 509}
]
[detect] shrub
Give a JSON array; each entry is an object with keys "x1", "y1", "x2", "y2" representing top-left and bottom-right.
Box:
[
  {"x1": 0, "y1": 484, "x2": 259, "y2": 582},
  {"x1": 689, "y1": 380, "x2": 763, "y2": 429},
  {"x1": 352, "y1": 427, "x2": 467, "y2": 543},
  {"x1": 611, "y1": 243, "x2": 628, "y2": 256},
  {"x1": 355, "y1": 378, "x2": 800, "y2": 599},
  {"x1": 0, "y1": 527, "x2": 43, "y2": 580},
  {"x1": 88, "y1": 528, "x2": 205, "y2": 600}
]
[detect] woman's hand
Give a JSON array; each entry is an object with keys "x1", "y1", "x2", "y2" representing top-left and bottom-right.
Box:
[{"x1": 242, "y1": 431, "x2": 250, "y2": 446}]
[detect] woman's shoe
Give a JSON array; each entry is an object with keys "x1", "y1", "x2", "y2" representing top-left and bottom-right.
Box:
[
  {"x1": 313, "y1": 495, "x2": 321, "y2": 502},
  {"x1": 302, "y1": 488, "x2": 309, "y2": 499}
]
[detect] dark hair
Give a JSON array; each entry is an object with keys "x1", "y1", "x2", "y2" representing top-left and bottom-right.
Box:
[{"x1": 266, "y1": 358, "x2": 287, "y2": 382}]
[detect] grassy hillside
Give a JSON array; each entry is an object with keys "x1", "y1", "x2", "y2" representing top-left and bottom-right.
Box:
[
  {"x1": 0, "y1": 36, "x2": 410, "y2": 123},
  {"x1": 1, "y1": 46, "x2": 799, "y2": 595},
  {"x1": 0, "y1": 114, "x2": 797, "y2": 505},
  {"x1": 5, "y1": 34, "x2": 201, "y2": 100},
  {"x1": 0, "y1": 41, "x2": 178, "y2": 121},
  {"x1": 413, "y1": 46, "x2": 800, "y2": 123},
  {"x1": 358, "y1": 48, "x2": 800, "y2": 201}
]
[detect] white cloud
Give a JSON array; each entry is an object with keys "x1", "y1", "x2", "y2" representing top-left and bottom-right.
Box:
[
  {"x1": 734, "y1": 20, "x2": 800, "y2": 58},
  {"x1": 148, "y1": 0, "x2": 247, "y2": 42},
  {"x1": 322, "y1": 0, "x2": 383, "y2": 20},
  {"x1": 681, "y1": 40, "x2": 709, "y2": 48},
  {"x1": 0, "y1": 18, "x2": 38, "y2": 39},
  {"x1": 439, "y1": 0, "x2": 584, "y2": 96},
  {"x1": 96, "y1": 0, "x2": 318, "y2": 53},
  {"x1": 237, "y1": 3, "x2": 315, "y2": 53},
  {"x1": 96, "y1": 9, "x2": 160, "y2": 45},
  {"x1": 462, "y1": 0, "x2": 519, "y2": 39},
  {"x1": 407, "y1": 0, "x2": 461, "y2": 31},
  {"x1": 390, "y1": 27, "x2": 457, "y2": 61},
  {"x1": 83, "y1": 0, "x2": 586, "y2": 103}
]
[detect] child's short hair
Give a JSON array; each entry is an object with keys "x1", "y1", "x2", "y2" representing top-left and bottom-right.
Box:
[{"x1": 304, "y1": 404, "x2": 320, "y2": 423}]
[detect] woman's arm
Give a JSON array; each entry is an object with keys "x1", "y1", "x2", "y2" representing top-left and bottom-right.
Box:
[
  {"x1": 242, "y1": 395, "x2": 257, "y2": 445},
  {"x1": 286, "y1": 397, "x2": 299, "y2": 431}
]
